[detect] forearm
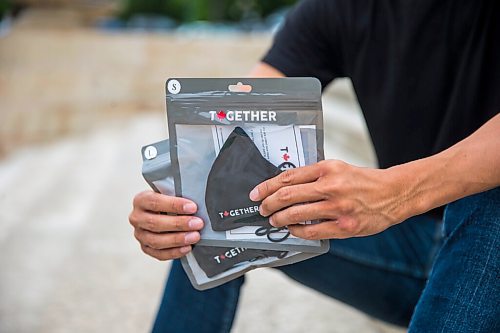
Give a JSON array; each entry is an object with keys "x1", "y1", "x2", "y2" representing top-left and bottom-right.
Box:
[
  {"x1": 247, "y1": 62, "x2": 285, "y2": 78},
  {"x1": 392, "y1": 113, "x2": 500, "y2": 220},
  {"x1": 247, "y1": 63, "x2": 499, "y2": 223}
]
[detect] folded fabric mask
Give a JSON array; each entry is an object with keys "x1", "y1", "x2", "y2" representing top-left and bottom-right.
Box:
[
  {"x1": 205, "y1": 127, "x2": 292, "y2": 242},
  {"x1": 192, "y1": 245, "x2": 288, "y2": 278},
  {"x1": 205, "y1": 127, "x2": 281, "y2": 231}
]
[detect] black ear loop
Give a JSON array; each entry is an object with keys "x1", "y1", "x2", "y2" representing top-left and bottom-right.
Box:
[
  {"x1": 249, "y1": 250, "x2": 289, "y2": 262},
  {"x1": 255, "y1": 225, "x2": 291, "y2": 242}
]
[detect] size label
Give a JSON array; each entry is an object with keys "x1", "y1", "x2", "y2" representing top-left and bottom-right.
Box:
[
  {"x1": 167, "y1": 79, "x2": 181, "y2": 94},
  {"x1": 144, "y1": 146, "x2": 158, "y2": 160}
]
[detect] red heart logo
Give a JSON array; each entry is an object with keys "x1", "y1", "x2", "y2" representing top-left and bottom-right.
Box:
[
  {"x1": 283, "y1": 153, "x2": 290, "y2": 161},
  {"x1": 217, "y1": 110, "x2": 226, "y2": 119},
  {"x1": 223, "y1": 211, "x2": 229, "y2": 217},
  {"x1": 220, "y1": 254, "x2": 226, "y2": 260}
]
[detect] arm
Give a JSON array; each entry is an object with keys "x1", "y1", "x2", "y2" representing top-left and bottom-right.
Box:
[
  {"x1": 393, "y1": 112, "x2": 500, "y2": 219},
  {"x1": 248, "y1": 62, "x2": 286, "y2": 78},
  {"x1": 252, "y1": 113, "x2": 500, "y2": 239}
]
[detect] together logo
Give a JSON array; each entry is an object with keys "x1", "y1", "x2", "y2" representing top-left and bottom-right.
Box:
[
  {"x1": 209, "y1": 110, "x2": 277, "y2": 122},
  {"x1": 218, "y1": 205, "x2": 260, "y2": 219},
  {"x1": 213, "y1": 247, "x2": 247, "y2": 264}
]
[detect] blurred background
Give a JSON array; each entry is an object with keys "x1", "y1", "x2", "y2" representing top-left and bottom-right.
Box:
[{"x1": 0, "y1": 1, "x2": 402, "y2": 332}]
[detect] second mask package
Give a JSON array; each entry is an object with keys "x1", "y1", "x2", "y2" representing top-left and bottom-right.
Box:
[{"x1": 142, "y1": 139, "x2": 324, "y2": 290}]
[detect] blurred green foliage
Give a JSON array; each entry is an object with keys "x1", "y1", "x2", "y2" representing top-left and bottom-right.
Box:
[
  {"x1": 0, "y1": 0, "x2": 11, "y2": 19},
  {"x1": 119, "y1": 0, "x2": 297, "y2": 22}
]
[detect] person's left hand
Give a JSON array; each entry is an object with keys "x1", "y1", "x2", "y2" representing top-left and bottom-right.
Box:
[{"x1": 249, "y1": 160, "x2": 413, "y2": 240}]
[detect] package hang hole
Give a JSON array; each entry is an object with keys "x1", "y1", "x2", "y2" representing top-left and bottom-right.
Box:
[{"x1": 228, "y1": 82, "x2": 252, "y2": 93}]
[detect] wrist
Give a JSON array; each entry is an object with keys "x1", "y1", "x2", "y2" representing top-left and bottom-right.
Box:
[
  {"x1": 388, "y1": 147, "x2": 470, "y2": 221},
  {"x1": 384, "y1": 115, "x2": 500, "y2": 223},
  {"x1": 386, "y1": 157, "x2": 439, "y2": 221}
]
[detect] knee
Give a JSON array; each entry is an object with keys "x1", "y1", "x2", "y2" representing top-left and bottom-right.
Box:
[{"x1": 443, "y1": 187, "x2": 500, "y2": 237}]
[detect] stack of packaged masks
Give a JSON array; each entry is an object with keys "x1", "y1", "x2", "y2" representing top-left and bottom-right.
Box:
[{"x1": 141, "y1": 78, "x2": 329, "y2": 290}]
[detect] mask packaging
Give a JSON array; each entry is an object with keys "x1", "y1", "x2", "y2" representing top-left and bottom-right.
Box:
[
  {"x1": 166, "y1": 78, "x2": 329, "y2": 254},
  {"x1": 142, "y1": 139, "x2": 323, "y2": 290}
]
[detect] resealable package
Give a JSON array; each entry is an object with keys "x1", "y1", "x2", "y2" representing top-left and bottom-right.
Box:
[
  {"x1": 141, "y1": 139, "x2": 323, "y2": 290},
  {"x1": 166, "y1": 78, "x2": 329, "y2": 254}
]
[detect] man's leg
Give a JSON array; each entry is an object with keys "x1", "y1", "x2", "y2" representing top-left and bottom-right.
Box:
[
  {"x1": 409, "y1": 187, "x2": 500, "y2": 332},
  {"x1": 151, "y1": 259, "x2": 244, "y2": 333},
  {"x1": 152, "y1": 214, "x2": 440, "y2": 331},
  {"x1": 278, "y1": 214, "x2": 441, "y2": 326}
]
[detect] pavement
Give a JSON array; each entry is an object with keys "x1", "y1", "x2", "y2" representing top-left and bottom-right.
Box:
[{"x1": 0, "y1": 13, "x2": 404, "y2": 333}]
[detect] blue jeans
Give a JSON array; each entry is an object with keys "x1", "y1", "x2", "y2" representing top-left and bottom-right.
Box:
[{"x1": 152, "y1": 188, "x2": 500, "y2": 333}]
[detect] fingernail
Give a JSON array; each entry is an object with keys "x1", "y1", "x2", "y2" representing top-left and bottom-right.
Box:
[
  {"x1": 258, "y1": 205, "x2": 266, "y2": 217},
  {"x1": 188, "y1": 218, "x2": 203, "y2": 229},
  {"x1": 184, "y1": 232, "x2": 199, "y2": 244},
  {"x1": 183, "y1": 202, "x2": 197, "y2": 214},
  {"x1": 269, "y1": 216, "x2": 276, "y2": 227},
  {"x1": 249, "y1": 188, "x2": 259, "y2": 201},
  {"x1": 180, "y1": 245, "x2": 191, "y2": 254}
]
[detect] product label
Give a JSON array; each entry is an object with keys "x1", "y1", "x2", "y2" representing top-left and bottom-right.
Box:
[
  {"x1": 213, "y1": 247, "x2": 247, "y2": 264},
  {"x1": 209, "y1": 110, "x2": 277, "y2": 122},
  {"x1": 217, "y1": 205, "x2": 260, "y2": 219}
]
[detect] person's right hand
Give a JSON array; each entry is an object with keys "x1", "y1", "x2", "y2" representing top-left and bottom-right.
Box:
[{"x1": 128, "y1": 190, "x2": 204, "y2": 261}]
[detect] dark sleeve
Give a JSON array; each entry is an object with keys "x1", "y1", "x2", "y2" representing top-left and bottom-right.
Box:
[{"x1": 262, "y1": 0, "x2": 345, "y2": 88}]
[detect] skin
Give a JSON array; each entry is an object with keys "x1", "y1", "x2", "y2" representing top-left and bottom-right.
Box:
[{"x1": 129, "y1": 62, "x2": 500, "y2": 260}]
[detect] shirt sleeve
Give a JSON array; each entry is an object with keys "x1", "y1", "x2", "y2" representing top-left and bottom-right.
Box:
[{"x1": 262, "y1": 0, "x2": 344, "y2": 88}]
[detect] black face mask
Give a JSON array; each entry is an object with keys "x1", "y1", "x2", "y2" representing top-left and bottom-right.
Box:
[
  {"x1": 205, "y1": 127, "x2": 281, "y2": 231},
  {"x1": 192, "y1": 245, "x2": 288, "y2": 278},
  {"x1": 205, "y1": 127, "x2": 290, "y2": 242}
]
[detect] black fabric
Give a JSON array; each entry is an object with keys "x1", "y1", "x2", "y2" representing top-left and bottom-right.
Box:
[
  {"x1": 263, "y1": 0, "x2": 499, "y2": 170},
  {"x1": 205, "y1": 127, "x2": 281, "y2": 231},
  {"x1": 192, "y1": 246, "x2": 288, "y2": 278}
]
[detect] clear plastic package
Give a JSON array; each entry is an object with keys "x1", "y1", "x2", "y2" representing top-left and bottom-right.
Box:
[{"x1": 166, "y1": 78, "x2": 329, "y2": 253}]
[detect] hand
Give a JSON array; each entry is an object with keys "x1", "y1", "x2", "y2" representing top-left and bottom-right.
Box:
[
  {"x1": 128, "y1": 191, "x2": 204, "y2": 260},
  {"x1": 249, "y1": 160, "x2": 411, "y2": 240}
]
